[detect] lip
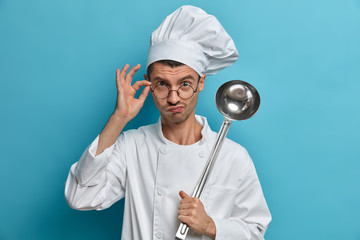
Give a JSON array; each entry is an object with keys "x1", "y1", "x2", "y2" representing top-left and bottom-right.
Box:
[{"x1": 167, "y1": 106, "x2": 184, "y2": 113}]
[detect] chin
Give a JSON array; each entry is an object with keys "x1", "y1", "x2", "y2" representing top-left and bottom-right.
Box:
[
  {"x1": 165, "y1": 112, "x2": 192, "y2": 124},
  {"x1": 166, "y1": 115, "x2": 185, "y2": 124}
]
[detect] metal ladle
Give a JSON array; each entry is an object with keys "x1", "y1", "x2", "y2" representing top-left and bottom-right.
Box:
[{"x1": 175, "y1": 80, "x2": 261, "y2": 240}]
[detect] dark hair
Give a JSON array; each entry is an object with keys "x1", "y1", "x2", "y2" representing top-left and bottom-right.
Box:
[{"x1": 147, "y1": 60, "x2": 184, "y2": 80}]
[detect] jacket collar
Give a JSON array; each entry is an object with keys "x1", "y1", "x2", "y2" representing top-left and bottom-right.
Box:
[{"x1": 156, "y1": 115, "x2": 212, "y2": 145}]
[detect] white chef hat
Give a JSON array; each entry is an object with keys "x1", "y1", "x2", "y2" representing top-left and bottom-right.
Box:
[{"x1": 146, "y1": 5, "x2": 239, "y2": 76}]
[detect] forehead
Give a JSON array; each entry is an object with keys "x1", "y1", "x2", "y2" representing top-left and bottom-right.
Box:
[{"x1": 149, "y1": 62, "x2": 198, "y2": 81}]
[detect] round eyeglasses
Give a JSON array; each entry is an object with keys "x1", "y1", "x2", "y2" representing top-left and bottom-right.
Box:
[{"x1": 150, "y1": 82, "x2": 199, "y2": 99}]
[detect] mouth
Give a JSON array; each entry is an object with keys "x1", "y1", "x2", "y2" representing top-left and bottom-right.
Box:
[{"x1": 167, "y1": 106, "x2": 184, "y2": 113}]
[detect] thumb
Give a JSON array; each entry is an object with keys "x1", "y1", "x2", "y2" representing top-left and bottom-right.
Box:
[{"x1": 179, "y1": 191, "x2": 190, "y2": 199}]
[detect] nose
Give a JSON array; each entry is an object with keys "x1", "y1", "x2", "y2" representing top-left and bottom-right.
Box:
[{"x1": 167, "y1": 89, "x2": 180, "y2": 105}]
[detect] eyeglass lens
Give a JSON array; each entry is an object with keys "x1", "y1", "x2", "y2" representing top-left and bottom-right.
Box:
[{"x1": 153, "y1": 85, "x2": 195, "y2": 99}]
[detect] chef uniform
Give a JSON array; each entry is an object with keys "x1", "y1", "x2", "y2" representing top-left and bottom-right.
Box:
[{"x1": 65, "y1": 5, "x2": 271, "y2": 240}]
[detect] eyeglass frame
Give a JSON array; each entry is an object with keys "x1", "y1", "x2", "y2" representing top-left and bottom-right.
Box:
[{"x1": 148, "y1": 76, "x2": 201, "y2": 99}]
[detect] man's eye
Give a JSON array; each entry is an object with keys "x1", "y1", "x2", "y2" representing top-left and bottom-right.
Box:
[
  {"x1": 181, "y1": 81, "x2": 191, "y2": 87},
  {"x1": 156, "y1": 81, "x2": 166, "y2": 86}
]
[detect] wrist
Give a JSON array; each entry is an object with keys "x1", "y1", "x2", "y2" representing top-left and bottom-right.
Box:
[
  {"x1": 112, "y1": 110, "x2": 132, "y2": 124},
  {"x1": 205, "y1": 217, "x2": 216, "y2": 239}
]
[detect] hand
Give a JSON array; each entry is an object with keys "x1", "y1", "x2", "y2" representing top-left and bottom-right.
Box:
[
  {"x1": 114, "y1": 64, "x2": 151, "y2": 121},
  {"x1": 178, "y1": 191, "x2": 216, "y2": 239}
]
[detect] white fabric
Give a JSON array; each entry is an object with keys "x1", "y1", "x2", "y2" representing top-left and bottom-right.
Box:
[
  {"x1": 146, "y1": 5, "x2": 239, "y2": 76},
  {"x1": 65, "y1": 115, "x2": 271, "y2": 240}
]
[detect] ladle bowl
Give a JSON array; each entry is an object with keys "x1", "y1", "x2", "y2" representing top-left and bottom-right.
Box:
[{"x1": 216, "y1": 80, "x2": 260, "y2": 121}]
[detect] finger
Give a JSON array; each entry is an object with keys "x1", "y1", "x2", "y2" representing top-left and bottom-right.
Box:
[
  {"x1": 179, "y1": 191, "x2": 190, "y2": 199},
  {"x1": 178, "y1": 215, "x2": 192, "y2": 225},
  {"x1": 178, "y1": 209, "x2": 192, "y2": 216},
  {"x1": 138, "y1": 86, "x2": 150, "y2": 102},
  {"x1": 180, "y1": 197, "x2": 193, "y2": 204},
  {"x1": 116, "y1": 68, "x2": 121, "y2": 87},
  {"x1": 179, "y1": 198, "x2": 192, "y2": 204},
  {"x1": 125, "y1": 64, "x2": 141, "y2": 83},
  {"x1": 132, "y1": 80, "x2": 152, "y2": 91},
  {"x1": 119, "y1": 64, "x2": 130, "y2": 79},
  {"x1": 178, "y1": 202, "x2": 195, "y2": 210}
]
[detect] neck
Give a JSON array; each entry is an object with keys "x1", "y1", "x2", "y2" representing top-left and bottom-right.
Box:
[{"x1": 161, "y1": 114, "x2": 203, "y2": 145}]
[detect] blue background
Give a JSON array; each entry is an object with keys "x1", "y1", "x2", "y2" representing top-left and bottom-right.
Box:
[{"x1": 1, "y1": 0, "x2": 359, "y2": 239}]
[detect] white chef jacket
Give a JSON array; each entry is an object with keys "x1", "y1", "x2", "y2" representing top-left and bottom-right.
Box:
[{"x1": 65, "y1": 115, "x2": 271, "y2": 240}]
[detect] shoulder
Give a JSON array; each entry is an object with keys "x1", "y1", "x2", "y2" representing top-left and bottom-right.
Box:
[
  {"x1": 116, "y1": 123, "x2": 159, "y2": 147},
  {"x1": 221, "y1": 137, "x2": 253, "y2": 169},
  {"x1": 123, "y1": 123, "x2": 158, "y2": 138},
  {"x1": 224, "y1": 138, "x2": 248, "y2": 155}
]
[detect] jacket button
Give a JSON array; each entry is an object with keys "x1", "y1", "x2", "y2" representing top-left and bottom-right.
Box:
[
  {"x1": 160, "y1": 146, "x2": 168, "y2": 154},
  {"x1": 155, "y1": 231, "x2": 163, "y2": 239},
  {"x1": 199, "y1": 151, "x2": 205, "y2": 158}
]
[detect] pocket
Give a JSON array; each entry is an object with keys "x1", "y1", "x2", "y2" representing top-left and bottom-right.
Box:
[{"x1": 205, "y1": 185, "x2": 238, "y2": 219}]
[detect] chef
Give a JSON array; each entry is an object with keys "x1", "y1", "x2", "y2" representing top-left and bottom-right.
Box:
[{"x1": 65, "y1": 5, "x2": 271, "y2": 240}]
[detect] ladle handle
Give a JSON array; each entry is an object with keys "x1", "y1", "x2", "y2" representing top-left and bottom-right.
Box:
[{"x1": 175, "y1": 118, "x2": 232, "y2": 240}]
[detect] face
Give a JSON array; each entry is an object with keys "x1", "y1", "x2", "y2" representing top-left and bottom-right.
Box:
[{"x1": 146, "y1": 62, "x2": 205, "y2": 124}]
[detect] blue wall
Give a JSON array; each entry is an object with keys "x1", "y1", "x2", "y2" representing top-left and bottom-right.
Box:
[{"x1": 1, "y1": 0, "x2": 359, "y2": 239}]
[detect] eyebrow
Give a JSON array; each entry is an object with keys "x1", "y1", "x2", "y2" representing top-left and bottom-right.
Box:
[{"x1": 151, "y1": 75, "x2": 196, "y2": 83}]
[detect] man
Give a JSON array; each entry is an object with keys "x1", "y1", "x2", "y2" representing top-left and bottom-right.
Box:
[{"x1": 65, "y1": 5, "x2": 271, "y2": 240}]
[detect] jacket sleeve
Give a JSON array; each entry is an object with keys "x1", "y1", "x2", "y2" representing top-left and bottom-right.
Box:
[
  {"x1": 206, "y1": 153, "x2": 272, "y2": 240},
  {"x1": 64, "y1": 134, "x2": 127, "y2": 210}
]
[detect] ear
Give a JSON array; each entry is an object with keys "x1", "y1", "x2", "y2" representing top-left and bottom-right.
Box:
[
  {"x1": 144, "y1": 74, "x2": 149, "y2": 81},
  {"x1": 198, "y1": 74, "x2": 206, "y2": 92}
]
